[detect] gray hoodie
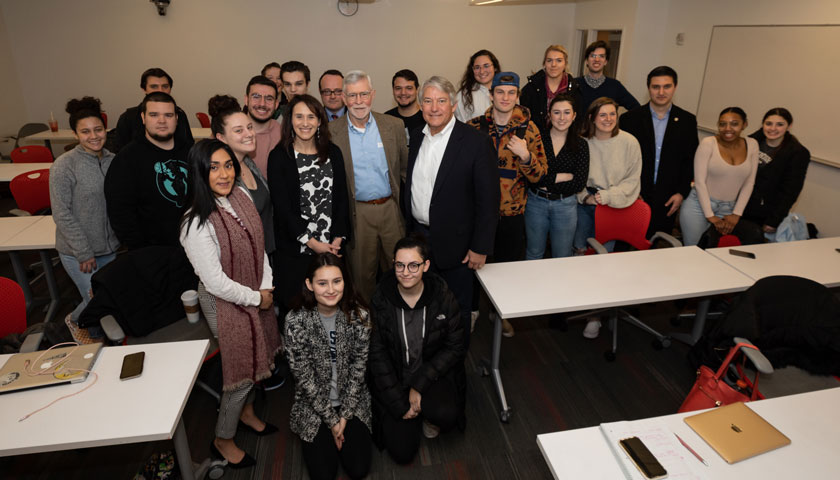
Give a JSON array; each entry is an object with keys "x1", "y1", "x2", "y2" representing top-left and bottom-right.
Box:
[{"x1": 49, "y1": 144, "x2": 120, "y2": 261}]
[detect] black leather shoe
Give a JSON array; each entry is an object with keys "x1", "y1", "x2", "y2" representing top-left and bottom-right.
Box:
[
  {"x1": 238, "y1": 420, "x2": 279, "y2": 436},
  {"x1": 210, "y1": 441, "x2": 256, "y2": 469}
]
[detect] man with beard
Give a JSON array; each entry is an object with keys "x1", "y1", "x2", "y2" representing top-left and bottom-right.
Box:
[
  {"x1": 385, "y1": 69, "x2": 425, "y2": 146},
  {"x1": 319, "y1": 69, "x2": 346, "y2": 121},
  {"x1": 243, "y1": 75, "x2": 282, "y2": 177},
  {"x1": 105, "y1": 92, "x2": 191, "y2": 249},
  {"x1": 107, "y1": 67, "x2": 194, "y2": 153},
  {"x1": 577, "y1": 41, "x2": 639, "y2": 113}
]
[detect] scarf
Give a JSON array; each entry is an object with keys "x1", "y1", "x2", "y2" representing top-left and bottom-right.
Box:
[{"x1": 208, "y1": 188, "x2": 281, "y2": 390}]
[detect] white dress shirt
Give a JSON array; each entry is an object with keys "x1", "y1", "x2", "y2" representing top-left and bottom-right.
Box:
[{"x1": 411, "y1": 115, "x2": 457, "y2": 226}]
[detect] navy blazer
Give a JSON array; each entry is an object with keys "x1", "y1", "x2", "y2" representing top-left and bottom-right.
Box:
[{"x1": 404, "y1": 120, "x2": 500, "y2": 270}]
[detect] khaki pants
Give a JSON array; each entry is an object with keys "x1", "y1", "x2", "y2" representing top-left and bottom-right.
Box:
[{"x1": 349, "y1": 198, "x2": 403, "y2": 301}]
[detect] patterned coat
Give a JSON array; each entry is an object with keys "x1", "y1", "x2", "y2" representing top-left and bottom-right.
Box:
[{"x1": 285, "y1": 307, "x2": 372, "y2": 443}]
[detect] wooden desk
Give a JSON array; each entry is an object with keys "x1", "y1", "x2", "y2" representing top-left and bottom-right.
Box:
[
  {"x1": 475, "y1": 246, "x2": 754, "y2": 421},
  {"x1": 0, "y1": 340, "x2": 210, "y2": 480},
  {"x1": 0, "y1": 163, "x2": 52, "y2": 182},
  {"x1": 707, "y1": 237, "x2": 840, "y2": 287},
  {"x1": 24, "y1": 127, "x2": 211, "y2": 143},
  {"x1": 537, "y1": 387, "x2": 840, "y2": 479},
  {"x1": 0, "y1": 216, "x2": 60, "y2": 322}
]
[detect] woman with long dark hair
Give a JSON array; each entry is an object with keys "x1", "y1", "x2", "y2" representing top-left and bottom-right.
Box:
[
  {"x1": 267, "y1": 94, "x2": 350, "y2": 311},
  {"x1": 208, "y1": 94, "x2": 275, "y2": 256},
  {"x1": 679, "y1": 107, "x2": 758, "y2": 246},
  {"x1": 179, "y1": 139, "x2": 281, "y2": 469},
  {"x1": 285, "y1": 253, "x2": 372, "y2": 480},
  {"x1": 525, "y1": 94, "x2": 589, "y2": 259},
  {"x1": 454, "y1": 49, "x2": 500, "y2": 122},
  {"x1": 744, "y1": 107, "x2": 810, "y2": 238},
  {"x1": 52, "y1": 97, "x2": 120, "y2": 343}
]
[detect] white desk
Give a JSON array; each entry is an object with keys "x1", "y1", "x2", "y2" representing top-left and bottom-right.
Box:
[
  {"x1": 0, "y1": 216, "x2": 60, "y2": 322},
  {"x1": 0, "y1": 339, "x2": 209, "y2": 480},
  {"x1": 24, "y1": 127, "x2": 211, "y2": 143},
  {"x1": 475, "y1": 246, "x2": 754, "y2": 421},
  {"x1": 537, "y1": 387, "x2": 840, "y2": 479},
  {"x1": 707, "y1": 237, "x2": 840, "y2": 287},
  {"x1": 0, "y1": 163, "x2": 52, "y2": 182}
]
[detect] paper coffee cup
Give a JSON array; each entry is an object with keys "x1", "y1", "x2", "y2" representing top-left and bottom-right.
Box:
[{"x1": 181, "y1": 290, "x2": 200, "y2": 324}]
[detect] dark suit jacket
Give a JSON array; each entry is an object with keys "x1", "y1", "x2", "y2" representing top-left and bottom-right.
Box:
[
  {"x1": 405, "y1": 120, "x2": 500, "y2": 270},
  {"x1": 620, "y1": 103, "x2": 698, "y2": 233},
  {"x1": 328, "y1": 112, "x2": 408, "y2": 245}
]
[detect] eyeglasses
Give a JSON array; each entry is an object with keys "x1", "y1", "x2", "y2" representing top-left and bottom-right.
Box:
[
  {"x1": 473, "y1": 63, "x2": 492, "y2": 71},
  {"x1": 250, "y1": 93, "x2": 276, "y2": 104},
  {"x1": 588, "y1": 53, "x2": 606, "y2": 60},
  {"x1": 320, "y1": 89, "x2": 343, "y2": 97},
  {"x1": 344, "y1": 91, "x2": 372, "y2": 101},
  {"x1": 394, "y1": 261, "x2": 423, "y2": 273}
]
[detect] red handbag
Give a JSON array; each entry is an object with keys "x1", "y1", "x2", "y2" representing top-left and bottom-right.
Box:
[{"x1": 678, "y1": 342, "x2": 764, "y2": 413}]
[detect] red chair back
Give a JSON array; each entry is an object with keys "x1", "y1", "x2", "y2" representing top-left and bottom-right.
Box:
[
  {"x1": 100, "y1": 112, "x2": 108, "y2": 129},
  {"x1": 0, "y1": 277, "x2": 27, "y2": 339},
  {"x1": 717, "y1": 235, "x2": 742, "y2": 248},
  {"x1": 593, "y1": 198, "x2": 653, "y2": 251},
  {"x1": 195, "y1": 112, "x2": 211, "y2": 128},
  {"x1": 10, "y1": 169, "x2": 51, "y2": 214},
  {"x1": 10, "y1": 145, "x2": 53, "y2": 163}
]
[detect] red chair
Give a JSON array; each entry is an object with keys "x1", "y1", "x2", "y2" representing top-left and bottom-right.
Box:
[
  {"x1": 716, "y1": 234, "x2": 742, "y2": 248},
  {"x1": 568, "y1": 199, "x2": 682, "y2": 360},
  {"x1": 195, "y1": 112, "x2": 211, "y2": 128},
  {"x1": 10, "y1": 145, "x2": 53, "y2": 163},
  {"x1": 0, "y1": 277, "x2": 43, "y2": 351},
  {"x1": 100, "y1": 112, "x2": 108, "y2": 129},
  {"x1": 9, "y1": 169, "x2": 51, "y2": 216}
]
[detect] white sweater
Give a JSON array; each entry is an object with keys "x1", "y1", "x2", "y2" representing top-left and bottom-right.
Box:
[
  {"x1": 180, "y1": 190, "x2": 272, "y2": 307},
  {"x1": 577, "y1": 130, "x2": 642, "y2": 208}
]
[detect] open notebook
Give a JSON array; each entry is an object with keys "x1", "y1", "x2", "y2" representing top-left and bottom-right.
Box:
[{"x1": 600, "y1": 419, "x2": 708, "y2": 480}]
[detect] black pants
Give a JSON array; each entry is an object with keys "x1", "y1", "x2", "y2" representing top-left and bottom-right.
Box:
[
  {"x1": 300, "y1": 416, "x2": 371, "y2": 480},
  {"x1": 379, "y1": 377, "x2": 460, "y2": 464}
]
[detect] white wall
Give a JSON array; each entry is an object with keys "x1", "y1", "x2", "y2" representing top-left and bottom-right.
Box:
[
  {"x1": 0, "y1": 0, "x2": 576, "y2": 130},
  {"x1": 0, "y1": 6, "x2": 26, "y2": 137},
  {"x1": 574, "y1": 0, "x2": 840, "y2": 237}
]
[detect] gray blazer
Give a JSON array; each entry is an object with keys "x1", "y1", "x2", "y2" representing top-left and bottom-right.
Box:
[{"x1": 284, "y1": 307, "x2": 372, "y2": 443}]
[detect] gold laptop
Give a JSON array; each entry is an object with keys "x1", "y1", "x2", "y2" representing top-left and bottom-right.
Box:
[
  {"x1": 0, "y1": 343, "x2": 103, "y2": 394},
  {"x1": 684, "y1": 401, "x2": 790, "y2": 464}
]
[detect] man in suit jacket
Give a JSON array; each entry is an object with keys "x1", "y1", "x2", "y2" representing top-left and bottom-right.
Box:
[
  {"x1": 405, "y1": 76, "x2": 500, "y2": 347},
  {"x1": 329, "y1": 70, "x2": 408, "y2": 300},
  {"x1": 620, "y1": 66, "x2": 698, "y2": 236}
]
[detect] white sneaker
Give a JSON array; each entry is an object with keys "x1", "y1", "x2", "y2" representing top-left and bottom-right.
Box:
[
  {"x1": 470, "y1": 310, "x2": 479, "y2": 332},
  {"x1": 489, "y1": 312, "x2": 515, "y2": 338},
  {"x1": 583, "y1": 319, "x2": 602, "y2": 339},
  {"x1": 422, "y1": 420, "x2": 440, "y2": 439}
]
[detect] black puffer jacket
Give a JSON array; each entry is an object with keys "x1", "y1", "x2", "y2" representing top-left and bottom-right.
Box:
[
  {"x1": 744, "y1": 130, "x2": 811, "y2": 228},
  {"x1": 519, "y1": 69, "x2": 582, "y2": 131},
  {"x1": 368, "y1": 270, "x2": 465, "y2": 421}
]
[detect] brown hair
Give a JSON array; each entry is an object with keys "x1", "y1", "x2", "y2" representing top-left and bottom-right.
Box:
[{"x1": 581, "y1": 97, "x2": 619, "y2": 138}]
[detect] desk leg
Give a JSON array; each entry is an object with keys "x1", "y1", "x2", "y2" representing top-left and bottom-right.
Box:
[
  {"x1": 173, "y1": 417, "x2": 196, "y2": 480},
  {"x1": 8, "y1": 251, "x2": 33, "y2": 311},
  {"x1": 39, "y1": 250, "x2": 60, "y2": 323},
  {"x1": 671, "y1": 298, "x2": 709, "y2": 346},
  {"x1": 491, "y1": 314, "x2": 512, "y2": 422}
]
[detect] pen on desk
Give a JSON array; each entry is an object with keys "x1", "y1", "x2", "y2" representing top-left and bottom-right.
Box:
[{"x1": 674, "y1": 433, "x2": 708, "y2": 466}]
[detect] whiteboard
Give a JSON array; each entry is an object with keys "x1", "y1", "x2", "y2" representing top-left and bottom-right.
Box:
[{"x1": 697, "y1": 25, "x2": 840, "y2": 168}]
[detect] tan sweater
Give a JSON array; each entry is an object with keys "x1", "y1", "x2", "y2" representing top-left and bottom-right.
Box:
[{"x1": 577, "y1": 130, "x2": 642, "y2": 208}]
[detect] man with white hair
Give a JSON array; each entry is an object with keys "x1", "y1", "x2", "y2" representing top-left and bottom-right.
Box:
[
  {"x1": 329, "y1": 70, "x2": 408, "y2": 301},
  {"x1": 404, "y1": 76, "x2": 499, "y2": 347}
]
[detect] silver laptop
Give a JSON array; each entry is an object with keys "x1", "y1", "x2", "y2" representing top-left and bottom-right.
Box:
[{"x1": 0, "y1": 343, "x2": 103, "y2": 394}]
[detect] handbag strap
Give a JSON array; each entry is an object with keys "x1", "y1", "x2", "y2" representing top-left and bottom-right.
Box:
[{"x1": 713, "y1": 342, "x2": 759, "y2": 381}]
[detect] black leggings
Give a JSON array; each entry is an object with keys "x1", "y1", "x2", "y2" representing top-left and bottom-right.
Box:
[
  {"x1": 379, "y1": 376, "x2": 460, "y2": 464},
  {"x1": 300, "y1": 416, "x2": 371, "y2": 480}
]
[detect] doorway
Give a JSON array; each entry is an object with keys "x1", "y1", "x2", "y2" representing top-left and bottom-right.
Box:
[{"x1": 576, "y1": 29, "x2": 623, "y2": 79}]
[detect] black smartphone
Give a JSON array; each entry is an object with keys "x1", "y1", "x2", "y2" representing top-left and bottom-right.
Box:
[
  {"x1": 729, "y1": 249, "x2": 756, "y2": 259},
  {"x1": 120, "y1": 352, "x2": 145, "y2": 380},
  {"x1": 619, "y1": 436, "x2": 667, "y2": 479}
]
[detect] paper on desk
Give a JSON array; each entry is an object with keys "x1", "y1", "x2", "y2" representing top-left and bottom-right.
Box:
[{"x1": 600, "y1": 419, "x2": 708, "y2": 480}]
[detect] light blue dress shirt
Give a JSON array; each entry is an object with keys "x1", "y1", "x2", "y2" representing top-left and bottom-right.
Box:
[
  {"x1": 348, "y1": 114, "x2": 391, "y2": 201},
  {"x1": 325, "y1": 106, "x2": 346, "y2": 121},
  {"x1": 650, "y1": 104, "x2": 671, "y2": 184}
]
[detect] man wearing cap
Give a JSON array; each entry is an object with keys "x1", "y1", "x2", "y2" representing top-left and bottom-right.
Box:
[{"x1": 466, "y1": 72, "x2": 547, "y2": 337}]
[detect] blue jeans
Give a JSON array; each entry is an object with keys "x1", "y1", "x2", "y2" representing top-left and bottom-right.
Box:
[
  {"x1": 60, "y1": 252, "x2": 116, "y2": 336},
  {"x1": 524, "y1": 191, "x2": 577, "y2": 259},
  {"x1": 679, "y1": 188, "x2": 735, "y2": 246},
  {"x1": 574, "y1": 203, "x2": 615, "y2": 252}
]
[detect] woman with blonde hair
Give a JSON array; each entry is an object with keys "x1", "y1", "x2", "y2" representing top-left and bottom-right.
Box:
[{"x1": 520, "y1": 44, "x2": 582, "y2": 130}]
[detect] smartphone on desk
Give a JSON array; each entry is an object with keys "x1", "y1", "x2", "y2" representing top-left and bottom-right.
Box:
[
  {"x1": 729, "y1": 249, "x2": 755, "y2": 259},
  {"x1": 120, "y1": 352, "x2": 145, "y2": 380},
  {"x1": 619, "y1": 436, "x2": 667, "y2": 479}
]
